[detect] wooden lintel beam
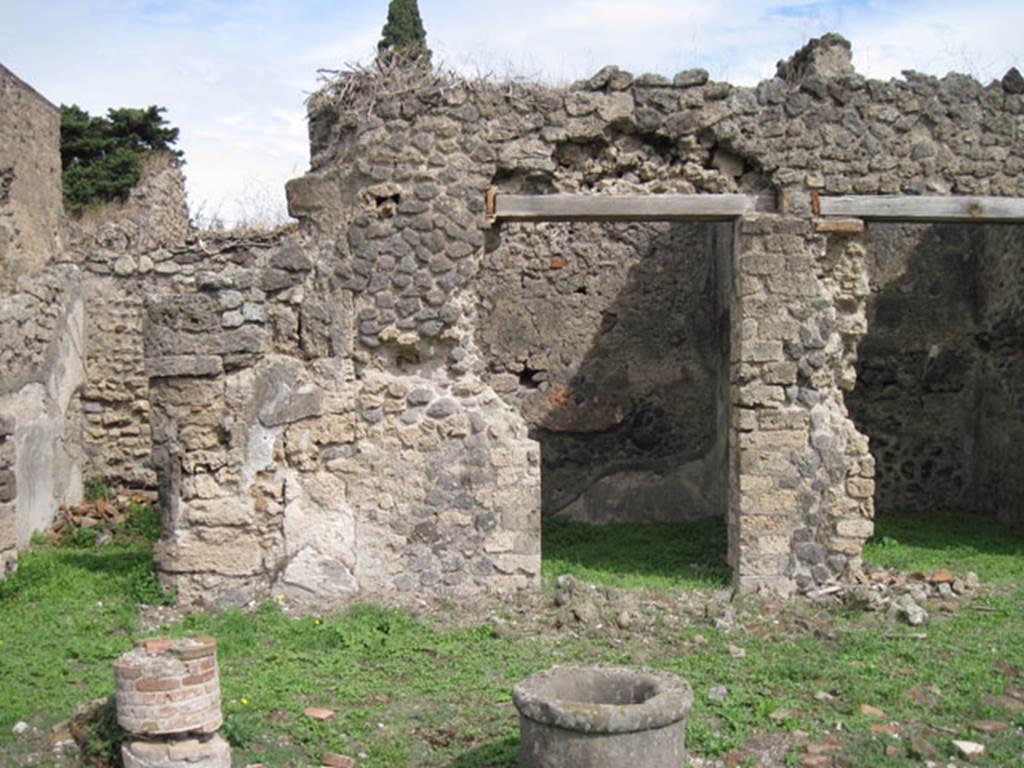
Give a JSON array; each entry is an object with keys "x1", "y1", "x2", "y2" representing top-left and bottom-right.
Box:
[
  {"x1": 819, "y1": 195, "x2": 1024, "y2": 223},
  {"x1": 492, "y1": 193, "x2": 770, "y2": 223},
  {"x1": 816, "y1": 217, "x2": 865, "y2": 234}
]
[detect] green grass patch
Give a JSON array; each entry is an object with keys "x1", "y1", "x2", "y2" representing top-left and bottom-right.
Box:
[
  {"x1": 865, "y1": 509, "x2": 1024, "y2": 584},
  {"x1": 541, "y1": 516, "x2": 731, "y2": 590},
  {"x1": 0, "y1": 503, "x2": 164, "y2": 760},
  {"x1": 0, "y1": 508, "x2": 1021, "y2": 766}
]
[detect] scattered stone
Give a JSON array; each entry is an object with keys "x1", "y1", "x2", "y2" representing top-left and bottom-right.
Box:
[
  {"x1": 322, "y1": 753, "x2": 356, "y2": 768},
  {"x1": 12, "y1": 720, "x2": 29, "y2": 736},
  {"x1": 982, "y1": 694, "x2": 1024, "y2": 714},
  {"x1": 304, "y1": 707, "x2": 335, "y2": 721},
  {"x1": 908, "y1": 733, "x2": 939, "y2": 760},
  {"x1": 813, "y1": 690, "x2": 834, "y2": 702},
  {"x1": 726, "y1": 644, "x2": 746, "y2": 659},
  {"x1": 555, "y1": 574, "x2": 576, "y2": 592},
  {"x1": 708, "y1": 686, "x2": 728, "y2": 702},
  {"x1": 572, "y1": 602, "x2": 599, "y2": 625},
  {"x1": 952, "y1": 740, "x2": 986, "y2": 759},
  {"x1": 859, "y1": 703, "x2": 886, "y2": 718},
  {"x1": 972, "y1": 720, "x2": 1008, "y2": 733},
  {"x1": 614, "y1": 610, "x2": 633, "y2": 629},
  {"x1": 927, "y1": 569, "x2": 953, "y2": 584},
  {"x1": 965, "y1": 572, "x2": 981, "y2": 590},
  {"x1": 891, "y1": 594, "x2": 928, "y2": 626},
  {"x1": 714, "y1": 606, "x2": 736, "y2": 631},
  {"x1": 799, "y1": 755, "x2": 830, "y2": 768}
]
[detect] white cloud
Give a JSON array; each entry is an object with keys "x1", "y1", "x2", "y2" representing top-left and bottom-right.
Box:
[{"x1": 0, "y1": 0, "x2": 1019, "y2": 225}]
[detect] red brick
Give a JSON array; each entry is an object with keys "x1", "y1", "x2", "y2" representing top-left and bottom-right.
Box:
[
  {"x1": 137, "y1": 677, "x2": 181, "y2": 692},
  {"x1": 183, "y1": 670, "x2": 215, "y2": 686}
]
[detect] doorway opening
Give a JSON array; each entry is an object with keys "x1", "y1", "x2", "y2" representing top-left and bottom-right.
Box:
[
  {"x1": 476, "y1": 219, "x2": 734, "y2": 588},
  {"x1": 848, "y1": 222, "x2": 1024, "y2": 534}
]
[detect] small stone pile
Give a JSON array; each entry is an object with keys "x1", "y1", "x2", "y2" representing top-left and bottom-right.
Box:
[
  {"x1": 48, "y1": 490, "x2": 157, "y2": 543},
  {"x1": 838, "y1": 566, "x2": 981, "y2": 625},
  {"x1": 114, "y1": 636, "x2": 230, "y2": 768}
]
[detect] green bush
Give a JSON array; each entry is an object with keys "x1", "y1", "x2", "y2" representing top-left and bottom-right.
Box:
[{"x1": 60, "y1": 104, "x2": 181, "y2": 215}]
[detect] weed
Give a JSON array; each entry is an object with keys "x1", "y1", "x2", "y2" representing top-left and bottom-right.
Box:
[{"x1": 84, "y1": 478, "x2": 111, "y2": 502}]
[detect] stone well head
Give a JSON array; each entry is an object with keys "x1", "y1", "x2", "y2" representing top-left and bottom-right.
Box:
[{"x1": 512, "y1": 665, "x2": 693, "y2": 767}]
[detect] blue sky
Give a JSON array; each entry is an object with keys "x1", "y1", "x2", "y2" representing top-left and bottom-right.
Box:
[{"x1": 1, "y1": 1, "x2": 1020, "y2": 225}]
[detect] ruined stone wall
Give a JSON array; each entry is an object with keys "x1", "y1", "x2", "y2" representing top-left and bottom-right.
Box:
[
  {"x1": 136, "y1": 35, "x2": 1023, "y2": 603},
  {"x1": 0, "y1": 64, "x2": 63, "y2": 293},
  {"x1": 68, "y1": 153, "x2": 191, "y2": 488},
  {"x1": 143, "y1": 231, "x2": 539, "y2": 607},
  {"x1": 0, "y1": 66, "x2": 83, "y2": 574},
  {"x1": 0, "y1": 264, "x2": 86, "y2": 574},
  {"x1": 2, "y1": 35, "x2": 1012, "y2": 599},
  {"x1": 849, "y1": 224, "x2": 983, "y2": 514},
  {"x1": 974, "y1": 225, "x2": 1024, "y2": 526},
  {"x1": 729, "y1": 218, "x2": 873, "y2": 595}
]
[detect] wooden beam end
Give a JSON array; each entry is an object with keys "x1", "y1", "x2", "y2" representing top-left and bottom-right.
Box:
[{"x1": 816, "y1": 217, "x2": 866, "y2": 234}]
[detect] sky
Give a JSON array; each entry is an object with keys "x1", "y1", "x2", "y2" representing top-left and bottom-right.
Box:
[{"x1": 2, "y1": 1, "x2": 1021, "y2": 226}]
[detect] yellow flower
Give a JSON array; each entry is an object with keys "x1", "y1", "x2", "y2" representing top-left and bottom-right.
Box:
[
  {"x1": 240, "y1": 697, "x2": 248, "y2": 706},
  {"x1": 314, "y1": 619, "x2": 321, "y2": 625}
]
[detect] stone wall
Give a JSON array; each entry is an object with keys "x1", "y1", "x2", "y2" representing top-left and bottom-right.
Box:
[
  {"x1": 142, "y1": 232, "x2": 539, "y2": 607},
  {"x1": 849, "y1": 224, "x2": 983, "y2": 514},
  {"x1": 973, "y1": 225, "x2": 1024, "y2": 526},
  {"x1": 0, "y1": 64, "x2": 63, "y2": 293},
  {"x1": 0, "y1": 264, "x2": 86, "y2": 574},
  {"x1": 68, "y1": 153, "x2": 191, "y2": 488},
  {"x1": 729, "y1": 218, "x2": 873, "y2": 595},
  {"x1": 2, "y1": 37, "x2": 1023, "y2": 599},
  {"x1": 850, "y1": 223, "x2": 1024, "y2": 526}
]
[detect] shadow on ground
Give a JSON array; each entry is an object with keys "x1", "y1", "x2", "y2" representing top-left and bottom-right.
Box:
[
  {"x1": 866, "y1": 509, "x2": 1024, "y2": 581},
  {"x1": 541, "y1": 515, "x2": 730, "y2": 589},
  {"x1": 447, "y1": 736, "x2": 517, "y2": 768}
]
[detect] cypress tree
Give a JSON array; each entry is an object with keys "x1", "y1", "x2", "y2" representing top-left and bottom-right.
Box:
[{"x1": 377, "y1": 0, "x2": 432, "y2": 67}]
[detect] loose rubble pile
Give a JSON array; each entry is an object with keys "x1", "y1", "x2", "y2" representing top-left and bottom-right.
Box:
[
  {"x1": 821, "y1": 564, "x2": 982, "y2": 625},
  {"x1": 46, "y1": 490, "x2": 157, "y2": 545}
]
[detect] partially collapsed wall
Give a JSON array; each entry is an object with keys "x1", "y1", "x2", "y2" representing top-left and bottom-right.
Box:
[
  {"x1": 0, "y1": 66, "x2": 82, "y2": 575},
  {"x1": 1, "y1": 36, "x2": 1023, "y2": 600},
  {"x1": 0, "y1": 64, "x2": 63, "y2": 293}
]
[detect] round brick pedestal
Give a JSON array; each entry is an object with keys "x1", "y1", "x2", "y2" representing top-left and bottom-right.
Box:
[
  {"x1": 114, "y1": 636, "x2": 223, "y2": 737},
  {"x1": 122, "y1": 734, "x2": 231, "y2": 768}
]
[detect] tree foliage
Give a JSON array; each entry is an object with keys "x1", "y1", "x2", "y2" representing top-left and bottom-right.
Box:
[
  {"x1": 60, "y1": 104, "x2": 182, "y2": 215},
  {"x1": 377, "y1": 0, "x2": 432, "y2": 67}
]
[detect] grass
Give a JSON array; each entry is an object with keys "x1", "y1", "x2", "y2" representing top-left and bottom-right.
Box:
[
  {"x1": 542, "y1": 515, "x2": 731, "y2": 590},
  {"x1": 0, "y1": 508, "x2": 1021, "y2": 766}
]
